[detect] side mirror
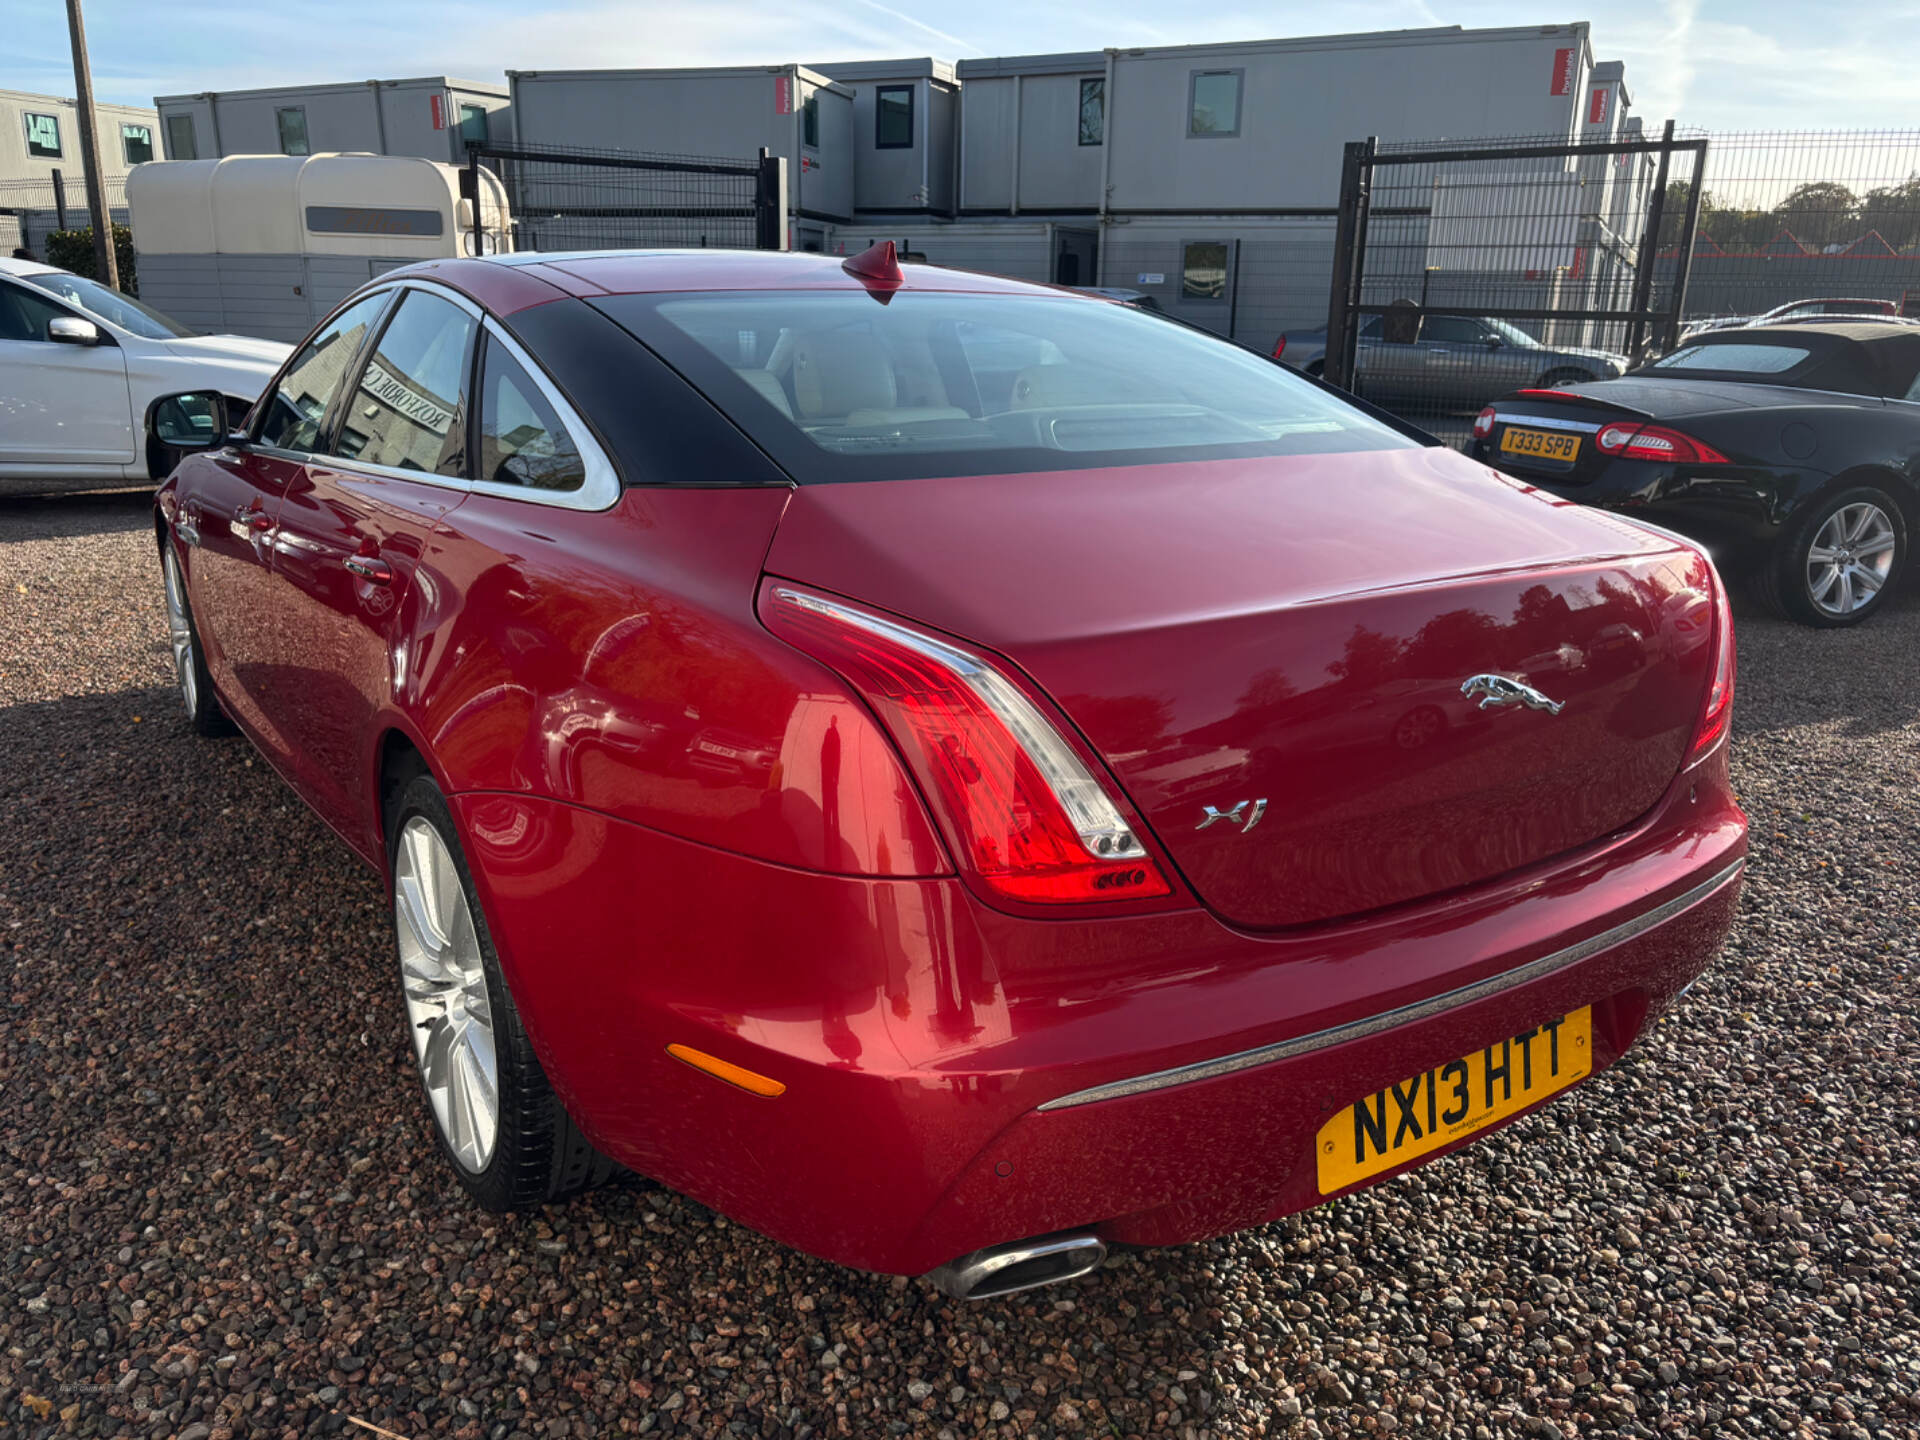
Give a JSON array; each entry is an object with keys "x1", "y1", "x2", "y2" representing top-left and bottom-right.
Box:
[
  {"x1": 1483, "y1": 335, "x2": 1504, "y2": 350},
  {"x1": 146, "y1": 391, "x2": 232, "y2": 452},
  {"x1": 48, "y1": 315, "x2": 102, "y2": 346}
]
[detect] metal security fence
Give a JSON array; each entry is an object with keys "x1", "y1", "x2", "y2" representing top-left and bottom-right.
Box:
[
  {"x1": 1319, "y1": 127, "x2": 1920, "y2": 434},
  {"x1": 0, "y1": 170, "x2": 131, "y2": 258},
  {"x1": 464, "y1": 141, "x2": 786, "y2": 256},
  {"x1": 1323, "y1": 126, "x2": 1708, "y2": 427},
  {"x1": 1662, "y1": 130, "x2": 1920, "y2": 327}
]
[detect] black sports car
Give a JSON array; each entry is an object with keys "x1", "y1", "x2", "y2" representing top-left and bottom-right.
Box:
[{"x1": 1469, "y1": 323, "x2": 1920, "y2": 626}]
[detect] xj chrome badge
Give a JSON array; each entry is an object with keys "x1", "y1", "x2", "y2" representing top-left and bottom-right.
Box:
[
  {"x1": 1460, "y1": 673, "x2": 1565, "y2": 715},
  {"x1": 1197, "y1": 799, "x2": 1267, "y2": 833}
]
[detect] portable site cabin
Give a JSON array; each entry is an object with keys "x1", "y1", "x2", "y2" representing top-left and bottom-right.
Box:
[{"x1": 128, "y1": 154, "x2": 510, "y2": 343}]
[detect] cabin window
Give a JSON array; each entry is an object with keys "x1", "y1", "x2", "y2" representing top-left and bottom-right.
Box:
[
  {"x1": 166, "y1": 114, "x2": 196, "y2": 160},
  {"x1": 459, "y1": 103, "x2": 489, "y2": 151},
  {"x1": 1078, "y1": 78, "x2": 1105, "y2": 146},
  {"x1": 24, "y1": 112, "x2": 61, "y2": 159},
  {"x1": 121, "y1": 124, "x2": 153, "y2": 165},
  {"x1": 1188, "y1": 70, "x2": 1243, "y2": 138},
  {"x1": 1181, "y1": 240, "x2": 1230, "y2": 301},
  {"x1": 276, "y1": 106, "x2": 310, "y2": 156},
  {"x1": 876, "y1": 85, "x2": 913, "y2": 149},
  {"x1": 803, "y1": 94, "x2": 819, "y2": 149}
]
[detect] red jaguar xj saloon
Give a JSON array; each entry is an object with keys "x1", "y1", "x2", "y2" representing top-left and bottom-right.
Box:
[{"x1": 149, "y1": 245, "x2": 1745, "y2": 1300}]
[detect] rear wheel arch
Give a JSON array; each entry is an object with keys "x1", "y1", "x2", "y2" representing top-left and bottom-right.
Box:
[{"x1": 375, "y1": 727, "x2": 437, "y2": 865}]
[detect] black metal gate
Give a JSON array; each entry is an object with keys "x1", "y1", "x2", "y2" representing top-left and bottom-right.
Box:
[
  {"x1": 463, "y1": 141, "x2": 788, "y2": 257},
  {"x1": 1323, "y1": 124, "x2": 1707, "y2": 426}
]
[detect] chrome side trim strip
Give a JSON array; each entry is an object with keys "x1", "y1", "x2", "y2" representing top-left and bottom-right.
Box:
[
  {"x1": 1034, "y1": 857, "x2": 1745, "y2": 1113},
  {"x1": 1489, "y1": 413, "x2": 1605, "y2": 433}
]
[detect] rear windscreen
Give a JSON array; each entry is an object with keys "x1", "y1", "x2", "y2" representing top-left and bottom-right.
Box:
[
  {"x1": 593, "y1": 291, "x2": 1416, "y2": 483},
  {"x1": 1651, "y1": 343, "x2": 1812, "y2": 375}
]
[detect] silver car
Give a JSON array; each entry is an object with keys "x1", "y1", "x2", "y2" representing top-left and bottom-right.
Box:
[{"x1": 1274, "y1": 314, "x2": 1627, "y2": 412}]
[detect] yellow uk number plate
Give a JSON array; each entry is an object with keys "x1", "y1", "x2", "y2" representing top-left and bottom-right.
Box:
[
  {"x1": 1500, "y1": 426, "x2": 1582, "y2": 462},
  {"x1": 1316, "y1": 1006, "x2": 1592, "y2": 1194}
]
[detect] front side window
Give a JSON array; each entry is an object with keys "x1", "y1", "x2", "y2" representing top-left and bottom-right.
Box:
[
  {"x1": 615, "y1": 290, "x2": 1413, "y2": 486},
  {"x1": 166, "y1": 113, "x2": 197, "y2": 160},
  {"x1": 255, "y1": 293, "x2": 390, "y2": 455},
  {"x1": 477, "y1": 338, "x2": 587, "y2": 491},
  {"x1": 22, "y1": 271, "x2": 195, "y2": 339},
  {"x1": 24, "y1": 112, "x2": 61, "y2": 159},
  {"x1": 0, "y1": 281, "x2": 70, "y2": 342},
  {"x1": 1078, "y1": 78, "x2": 1104, "y2": 146},
  {"x1": 1189, "y1": 71, "x2": 1242, "y2": 137},
  {"x1": 458, "y1": 103, "x2": 489, "y2": 150},
  {"x1": 876, "y1": 85, "x2": 913, "y2": 149},
  {"x1": 1181, "y1": 241, "x2": 1229, "y2": 302},
  {"x1": 803, "y1": 93, "x2": 819, "y2": 149},
  {"x1": 334, "y1": 291, "x2": 475, "y2": 475},
  {"x1": 121, "y1": 123, "x2": 154, "y2": 165},
  {"x1": 277, "y1": 106, "x2": 310, "y2": 156}
]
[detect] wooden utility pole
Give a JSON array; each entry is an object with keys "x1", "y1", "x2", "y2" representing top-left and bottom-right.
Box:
[{"x1": 64, "y1": 0, "x2": 120, "y2": 289}]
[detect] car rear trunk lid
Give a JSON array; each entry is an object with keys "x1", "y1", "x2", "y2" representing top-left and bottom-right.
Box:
[{"x1": 764, "y1": 447, "x2": 1717, "y2": 929}]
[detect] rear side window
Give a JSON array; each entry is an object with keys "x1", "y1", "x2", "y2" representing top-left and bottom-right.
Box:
[
  {"x1": 605, "y1": 290, "x2": 1416, "y2": 485},
  {"x1": 1651, "y1": 343, "x2": 1811, "y2": 374},
  {"x1": 477, "y1": 338, "x2": 586, "y2": 491},
  {"x1": 256, "y1": 292, "x2": 391, "y2": 456},
  {"x1": 334, "y1": 291, "x2": 475, "y2": 475}
]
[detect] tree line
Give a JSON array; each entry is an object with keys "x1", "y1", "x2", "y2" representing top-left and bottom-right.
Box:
[{"x1": 1659, "y1": 177, "x2": 1920, "y2": 253}]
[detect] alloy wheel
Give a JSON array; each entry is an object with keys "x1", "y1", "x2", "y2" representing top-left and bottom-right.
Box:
[
  {"x1": 161, "y1": 548, "x2": 199, "y2": 718},
  {"x1": 395, "y1": 816, "x2": 500, "y2": 1174},
  {"x1": 1806, "y1": 501, "x2": 1896, "y2": 618}
]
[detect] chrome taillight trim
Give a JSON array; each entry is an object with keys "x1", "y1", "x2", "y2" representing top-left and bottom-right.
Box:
[
  {"x1": 770, "y1": 587, "x2": 1148, "y2": 862},
  {"x1": 1034, "y1": 857, "x2": 1745, "y2": 1113}
]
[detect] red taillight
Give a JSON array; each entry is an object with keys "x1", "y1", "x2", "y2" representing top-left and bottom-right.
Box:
[
  {"x1": 1473, "y1": 406, "x2": 1497, "y2": 439},
  {"x1": 1688, "y1": 563, "x2": 1735, "y2": 764},
  {"x1": 763, "y1": 586, "x2": 1172, "y2": 905},
  {"x1": 1272, "y1": 335, "x2": 1288, "y2": 361},
  {"x1": 1595, "y1": 422, "x2": 1730, "y2": 465}
]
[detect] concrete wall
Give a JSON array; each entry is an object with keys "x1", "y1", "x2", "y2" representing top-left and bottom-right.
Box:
[
  {"x1": 153, "y1": 79, "x2": 509, "y2": 164},
  {"x1": 0, "y1": 87, "x2": 157, "y2": 185},
  {"x1": 509, "y1": 67, "x2": 854, "y2": 222}
]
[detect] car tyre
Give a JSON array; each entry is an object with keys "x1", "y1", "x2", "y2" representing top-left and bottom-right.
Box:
[
  {"x1": 387, "y1": 771, "x2": 616, "y2": 1211},
  {"x1": 160, "y1": 539, "x2": 233, "y2": 737},
  {"x1": 1757, "y1": 483, "x2": 1907, "y2": 628}
]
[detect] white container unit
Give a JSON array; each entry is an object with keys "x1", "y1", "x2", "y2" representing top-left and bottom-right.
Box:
[{"x1": 129, "y1": 154, "x2": 510, "y2": 343}]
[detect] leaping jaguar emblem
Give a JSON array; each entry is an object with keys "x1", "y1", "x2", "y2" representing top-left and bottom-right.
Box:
[{"x1": 1460, "y1": 673, "x2": 1565, "y2": 715}]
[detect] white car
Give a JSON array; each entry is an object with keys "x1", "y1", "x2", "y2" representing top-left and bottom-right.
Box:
[{"x1": 0, "y1": 256, "x2": 290, "y2": 494}]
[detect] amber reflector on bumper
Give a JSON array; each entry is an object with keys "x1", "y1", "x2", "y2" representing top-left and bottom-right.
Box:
[{"x1": 666, "y1": 1044, "x2": 786, "y2": 1097}]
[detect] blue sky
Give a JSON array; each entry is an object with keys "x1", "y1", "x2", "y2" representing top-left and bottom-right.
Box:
[{"x1": 10, "y1": 0, "x2": 1920, "y2": 132}]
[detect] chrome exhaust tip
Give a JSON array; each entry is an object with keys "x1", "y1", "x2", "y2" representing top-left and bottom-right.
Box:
[{"x1": 925, "y1": 1233, "x2": 1108, "y2": 1301}]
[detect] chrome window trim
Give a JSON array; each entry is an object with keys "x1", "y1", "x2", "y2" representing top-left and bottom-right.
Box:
[
  {"x1": 265, "y1": 278, "x2": 621, "y2": 513},
  {"x1": 1489, "y1": 413, "x2": 1604, "y2": 433},
  {"x1": 1034, "y1": 857, "x2": 1745, "y2": 1113}
]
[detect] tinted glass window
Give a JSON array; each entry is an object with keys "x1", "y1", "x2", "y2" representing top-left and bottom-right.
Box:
[
  {"x1": 459, "y1": 104, "x2": 488, "y2": 148},
  {"x1": 334, "y1": 291, "x2": 475, "y2": 475},
  {"x1": 1078, "y1": 78, "x2": 1104, "y2": 146},
  {"x1": 1182, "y1": 241, "x2": 1228, "y2": 301},
  {"x1": 1190, "y1": 72, "x2": 1241, "y2": 136},
  {"x1": 24, "y1": 112, "x2": 60, "y2": 159},
  {"x1": 1652, "y1": 343, "x2": 1812, "y2": 374},
  {"x1": 277, "y1": 107, "x2": 309, "y2": 156},
  {"x1": 166, "y1": 114, "x2": 196, "y2": 160},
  {"x1": 121, "y1": 124, "x2": 153, "y2": 165},
  {"x1": 802, "y1": 94, "x2": 819, "y2": 148},
  {"x1": 876, "y1": 86, "x2": 913, "y2": 148},
  {"x1": 1422, "y1": 316, "x2": 1488, "y2": 344},
  {"x1": 626, "y1": 290, "x2": 1414, "y2": 485},
  {"x1": 0, "y1": 281, "x2": 68, "y2": 342},
  {"x1": 477, "y1": 338, "x2": 586, "y2": 491},
  {"x1": 256, "y1": 293, "x2": 389, "y2": 455}
]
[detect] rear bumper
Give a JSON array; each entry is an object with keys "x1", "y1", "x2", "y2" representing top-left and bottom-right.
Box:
[{"x1": 453, "y1": 749, "x2": 1744, "y2": 1276}]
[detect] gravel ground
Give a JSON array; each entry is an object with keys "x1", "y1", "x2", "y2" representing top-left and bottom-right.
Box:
[{"x1": 2, "y1": 490, "x2": 1917, "y2": 1440}]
